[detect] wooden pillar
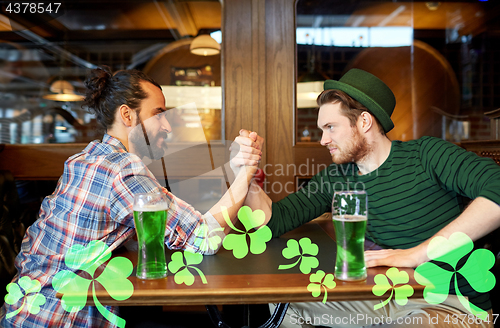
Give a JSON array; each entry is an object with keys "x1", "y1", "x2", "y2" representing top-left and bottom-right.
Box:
[
  {"x1": 223, "y1": 0, "x2": 296, "y2": 202},
  {"x1": 264, "y1": 0, "x2": 296, "y2": 201},
  {"x1": 223, "y1": 0, "x2": 267, "y2": 151}
]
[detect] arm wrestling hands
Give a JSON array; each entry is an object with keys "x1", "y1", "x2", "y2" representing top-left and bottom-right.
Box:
[
  {"x1": 230, "y1": 129, "x2": 273, "y2": 225},
  {"x1": 207, "y1": 129, "x2": 263, "y2": 234},
  {"x1": 229, "y1": 129, "x2": 264, "y2": 177},
  {"x1": 365, "y1": 197, "x2": 500, "y2": 268}
]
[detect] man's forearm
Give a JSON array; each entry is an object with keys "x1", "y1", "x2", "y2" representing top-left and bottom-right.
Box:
[
  {"x1": 365, "y1": 196, "x2": 500, "y2": 268},
  {"x1": 417, "y1": 196, "x2": 500, "y2": 260},
  {"x1": 243, "y1": 180, "x2": 273, "y2": 225},
  {"x1": 208, "y1": 167, "x2": 258, "y2": 234}
]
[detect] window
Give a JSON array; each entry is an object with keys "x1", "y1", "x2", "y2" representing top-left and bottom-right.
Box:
[
  {"x1": 0, "y1": 0, "x2": 222, "y2": 144},
  {"x1": 296, "y1": 0, "x2": 500, "y2": 143}
]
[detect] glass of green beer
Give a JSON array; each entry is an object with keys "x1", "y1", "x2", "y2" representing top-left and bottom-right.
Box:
[
  {"x1": 332, "y1": 190, "x2": 368, "y2": 281},
  {"x1": 133, "y1": 192, "x2": 169, "y2": 279}
]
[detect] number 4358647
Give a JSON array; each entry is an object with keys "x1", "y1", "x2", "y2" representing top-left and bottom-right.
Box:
[{"x1": 5, "y1": 3, "x2": 61, "y2": 14}]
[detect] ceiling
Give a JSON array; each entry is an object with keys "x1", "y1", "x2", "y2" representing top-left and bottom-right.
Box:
[{"x1": 1, "y1": 0, "x2": 222, "y2": 41}]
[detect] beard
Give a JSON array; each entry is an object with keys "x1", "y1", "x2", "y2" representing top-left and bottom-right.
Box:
[
  {"x1": 330, "y1": 128, "x2": 370, "y2": 165},
  {"x1": 129, "y1": 125, "x2": 168, "y2": 161},
  {"x1": 147, "y1": 132, "x2": 168, "y2": 160}
]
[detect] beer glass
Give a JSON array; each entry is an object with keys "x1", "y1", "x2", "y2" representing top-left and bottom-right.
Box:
[
  {"x1": 133, "y1": 192, "x2": 168, "y2": 279},
  {"x1": 332, "y1": 190, "x2": 368, "y2": 281}
]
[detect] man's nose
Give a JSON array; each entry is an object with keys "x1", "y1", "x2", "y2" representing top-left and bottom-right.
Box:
[
  {"x1": 320, "y1": 131, "x2": 331, "y2": 146},
  {"x1": 161, "y1": 116, "x2": 172, "y2": 133}
]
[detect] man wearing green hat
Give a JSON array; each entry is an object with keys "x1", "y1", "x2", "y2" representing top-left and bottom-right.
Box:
[{"x1": 235, "y1": 68, "x2": 500, "y2": 327}]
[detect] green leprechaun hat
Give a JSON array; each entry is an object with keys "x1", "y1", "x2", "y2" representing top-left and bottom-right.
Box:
[{"x1": 323, "y1": 68, "x2": 396, "y2": 133}]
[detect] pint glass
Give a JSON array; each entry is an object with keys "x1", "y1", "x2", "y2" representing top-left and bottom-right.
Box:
[
  {"x1": 332, "y1": 190, "x2": 368, "y2": 281},
  {"x1": 133, "y1": 192, "x2": 168, "y2": 279}
]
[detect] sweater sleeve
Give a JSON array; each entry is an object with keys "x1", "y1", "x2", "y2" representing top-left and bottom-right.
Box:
[
  {"x1": 419, "y1": 136, "x2": 500, "y2": 205},
  {"x1": 267, "y1": 166, "x2": 335, "y2": 238}
]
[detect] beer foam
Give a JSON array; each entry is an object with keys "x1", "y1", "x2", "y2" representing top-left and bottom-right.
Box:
[
  {"x1": 333, "y1": 215, "x2": 367, "y2": 222},
  {"x1": 133, "y1": 203, "x2": 169, "y2": 212}
]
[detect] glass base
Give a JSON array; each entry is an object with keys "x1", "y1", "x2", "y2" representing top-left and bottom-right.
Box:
[
  {"x1": 136, "y1": 262, "x2": 167, "y2": 280},
  {"x1": 334, "y1": 271, "x2": 367, "y2": 281},
  {"x1": 136, "y1": 272, "x2": 168, "y2": 280}
]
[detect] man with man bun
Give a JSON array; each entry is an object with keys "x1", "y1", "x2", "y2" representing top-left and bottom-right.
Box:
[{"x1": 0, "y1": 66, "x2": 262, "y2": 327}]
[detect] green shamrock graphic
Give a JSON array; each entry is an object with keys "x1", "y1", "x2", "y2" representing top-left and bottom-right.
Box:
[
  {"x1": 221, "y1": 206, "x2": 272, "y2": 259},
  {"x1": 278, "y1": 238, "x2": 319, "y2": 274},
  {"x1": 194, "y1": 223, "x2": 224, "y2": 253},
  {"x1": 52, "y1": 240, "x2": 134, "y2": 328},
  {"x1": 168, "y1": 251, "x2": 208, "y2": 286},
  {"x1": 372, "y1": 267, "x2": 414, "y2": 310},
  {"x1": 4, "y1": 276, "x2": 47, "y2": 319},
  {"x1": 307, "y1": 270, "x2": 336, "y2": 304},
  {"x1": 414, "y1": 232, "x2": 495, "y2": 321}
]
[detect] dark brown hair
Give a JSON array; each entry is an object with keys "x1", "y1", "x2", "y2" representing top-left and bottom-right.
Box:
[
  {"x1": 83, "y1": 66, "x2": 162, "y2": 131},
  {"x1": 317, "y1": 89, "x2": 385, "y2": 135}
]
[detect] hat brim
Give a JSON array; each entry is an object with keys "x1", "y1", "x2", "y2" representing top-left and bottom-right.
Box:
[{"x1": 323, "y1": 80, "x2": 394, "y2": 133}]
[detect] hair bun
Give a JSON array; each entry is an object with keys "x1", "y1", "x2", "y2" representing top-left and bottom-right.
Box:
[
  {"x1": 82, "y1": 66, "x2": 160, "y2": 132},
  {"x1": 83, "y1": 66, "x2": 112, "y2": 111}
]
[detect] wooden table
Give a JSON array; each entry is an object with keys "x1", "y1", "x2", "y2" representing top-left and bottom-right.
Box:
[{"x1": 65, "y1": 216, "x2": 424, "y2": 327}]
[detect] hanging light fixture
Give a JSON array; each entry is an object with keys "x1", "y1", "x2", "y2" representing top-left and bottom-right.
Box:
[
  {"x1": 425, "y1": 2, "x2": 441, "y2": 11},
  {"x1": 190, "y1": 35, "x2": 220, "y2": 56},
  {"x1": 42, "y1": 79, "x2": 84, "y2": 102}
]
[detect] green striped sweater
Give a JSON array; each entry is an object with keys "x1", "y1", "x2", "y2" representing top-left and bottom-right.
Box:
[
  {"x1": 270, "y1": 136, "x2": 500, "y2": 245},
  {"x1": 269, "y1": 136, "x2": 500, "y2": 310}
]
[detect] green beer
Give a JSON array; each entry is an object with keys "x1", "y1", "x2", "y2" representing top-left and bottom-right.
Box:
[
  {"x1": 133, "y1": 203, "x2": 168, "y2": 279},
  {"x1": 333, "y1": 214, "x2": 367, "y2": 281}
]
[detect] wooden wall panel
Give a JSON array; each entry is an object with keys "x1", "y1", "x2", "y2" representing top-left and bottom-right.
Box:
[
  {"x1": 223, "y1": 0, "x2": 296, "y2": 202},
  {"x1": 223, "y1": 0, "x2": 267, "y2": 154},
  {"x1": 294, "y1": 143, "x2": 333, "y2": 173},
  {"x1": 0, "y1": 143, "x2": 229, "y2": 180},
  {"x1": 0, "y1": 144, "x2": 86, "y2": 180},
  {"x1": 264, "y1": 0, "x2": 296, "y2": 202},
  {"x1": 251, "y1": 0, "x2": 267, "y2": 154}
]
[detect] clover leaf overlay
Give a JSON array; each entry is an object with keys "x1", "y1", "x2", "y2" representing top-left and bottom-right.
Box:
[
  {"x1": 307, "y1": 270, "x2": 336, "y2": 304},
  {"x1": 278, "y1": 238, "x2": 319, "y2": 274},
  {"x1": 221, "y1": 206, "x2": 272, "y2": 259},
  {"x1": 168, "y1": 251, "x2": 207, "y2": 286},
  {"x1": 52, "y1": 240, "x2": 134, "y2": 328},
  {"x1": 4, "y1": 276, "x2": 47, "y2": 319},
  {"x1": 194, "y1": 222, "x2": 224, "y2": 253},
  {"x1": 372, "y1": 267, "x2": 414, "y2": 310},
  {"x1": 414, "y1": 232, "x2": 495, "y2": 321}
]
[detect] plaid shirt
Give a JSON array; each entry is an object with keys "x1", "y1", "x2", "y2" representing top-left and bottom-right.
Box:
[{"x1": 0, "y1": 134, "x2": 219, "y2": 327}]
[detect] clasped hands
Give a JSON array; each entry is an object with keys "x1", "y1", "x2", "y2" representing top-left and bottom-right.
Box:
[{"x1": 229, "y1": 129, "x2": 264, "y2": 177}]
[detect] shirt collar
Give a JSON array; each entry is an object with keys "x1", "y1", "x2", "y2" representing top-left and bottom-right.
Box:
[
  {"x1": 84, "y1": 134, "x2": 128, "y2": 156},
  {"x1": 102, "y1": 133, "x2": 127, "y2": 151}
]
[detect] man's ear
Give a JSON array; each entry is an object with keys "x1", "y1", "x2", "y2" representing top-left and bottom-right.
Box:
[
  {"x1": 118, "y1": 104, "x2": 134, "y2": 127},
  {"x1": 359, "y1": 111, "x2": 374, "y2": 133}
]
